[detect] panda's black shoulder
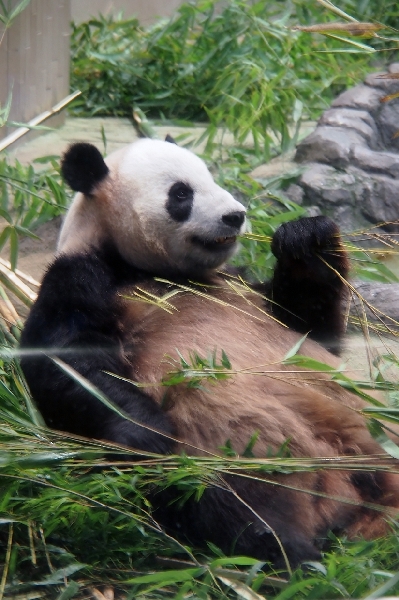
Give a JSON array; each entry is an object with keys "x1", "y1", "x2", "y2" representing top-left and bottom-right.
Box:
[
  {"x1": 21, "y1": 243, "x2": 146, "y2": 346},
  {"x1": 53, "y1": 243, "x2": 144, "y2": 288}
]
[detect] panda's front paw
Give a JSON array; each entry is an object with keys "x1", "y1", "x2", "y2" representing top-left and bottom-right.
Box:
[
  {"x1": 271, "y1": 216, "x2": 340, "y2": 260},
  {"x1": 271, "y1": 216, "x2": 348, "y2": 281}
]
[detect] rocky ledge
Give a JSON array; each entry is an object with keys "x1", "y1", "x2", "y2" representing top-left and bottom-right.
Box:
[{"x1": 290, "y1": 63, "x2": 399, "y2": 236}]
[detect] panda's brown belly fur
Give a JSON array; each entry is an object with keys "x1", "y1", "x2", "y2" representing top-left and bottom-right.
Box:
[
  {"x1": 120, "y1": 279, "x2": 399, "y2": 539},
  {"x1": 120, "y1": 279, "x2": 383, "y2": 461}
]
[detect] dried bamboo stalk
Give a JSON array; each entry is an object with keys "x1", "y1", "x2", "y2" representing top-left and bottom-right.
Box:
[
  {"x1": 0, "y1": 90, "x2": 82, "y2": 153},
  {"x1": 0, "y1": 257, "x2": 40, "y2": 287},
  {"x1": 0, "y1": 262, "x2": 37, "y2": 305}
]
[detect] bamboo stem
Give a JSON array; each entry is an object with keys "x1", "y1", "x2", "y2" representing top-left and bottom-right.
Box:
[
  {"x1": 0, "y1": 262, "x2": 37, "y2": 305},
  {"x1": 0, "y1": 90, "x2": 82, "y2": 153},
  {"x1": 0, "y1": 257, "x2": 40, "y2": 287}
]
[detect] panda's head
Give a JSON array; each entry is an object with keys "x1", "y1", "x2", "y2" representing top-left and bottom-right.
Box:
[{"x1": 58, "y1": 138, "x2": 246, "y2": 276}]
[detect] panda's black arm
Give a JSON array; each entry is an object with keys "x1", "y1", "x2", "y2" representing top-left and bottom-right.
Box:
[
  {"x1": 20, "y1": 251, "x2": 175, "y2": 454},
  {"x1": 261, "y1": 216, "x2": 349, "y2": 355}
]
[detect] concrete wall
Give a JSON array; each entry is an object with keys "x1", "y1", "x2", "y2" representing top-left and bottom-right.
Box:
[
  {"x1": 0, "y1": 0, "x2": 71, "y2": 142},
  {"x1": 0, "y1": 0, "x2": 183, "y2": 146},
  {"x1": 71, "y1": 0, "x2": 186, "y2": 25}
]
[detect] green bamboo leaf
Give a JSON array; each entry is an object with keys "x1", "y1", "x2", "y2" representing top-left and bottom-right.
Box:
[
  {"x1": 242, "y1": 432, "x2": 259, "y2": 458},
  {"x1": 0, "y1": 91, "x2": 12, "y2": 127},
  {"x1": 0, "y1": 208, "x2": 13, "y2": 224},
  {"x1": 55, "y1": 582, "x2": 81, "y2": 600},
  {"x1": 13, "y1": 225, "x2": 40, "y2": 239},
  {"x1": 274, "y1": 577, "x2": 327, "y2": 600},
  {"x1": 126, "y1": 567, "x2": 205, "y2": 585},
  {"x1": 8, "y1": 0, "x2": 31, "y2": 23},
  {"x1": 210, "y1": 556, "x2": 262, "y2": 568},
  {"x1": 362, "y1": 570, "x2": 399, "y2": 599},
  {"x1": 37, "y1": 563, "x2": 87, "y2": 585},
  {"x1": 283, "y1": 334, "x2": 308, "y2": 361},
  {"x1": 9, "y1": 227, "x2": 19, "y2": 271},
  {"x1": 221, "y1": 349, "x2": 232, "y2": 369},
  {"x1": 11, "y1": 451, "x2": 79, "y2": 468},
  {"x1": 283, "y1": 354, "x2": 336, "y2": 372},
  {"x1": 0, "y1": 226, "x2": 11, "y2": 252},
  {"x1": 368, "y1": 419, "x2": 399, "y2": 459}
]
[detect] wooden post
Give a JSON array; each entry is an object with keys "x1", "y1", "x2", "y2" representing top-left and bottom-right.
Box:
[{"x1": 0, "y1": 0, "x2": 71, "y2": 143}]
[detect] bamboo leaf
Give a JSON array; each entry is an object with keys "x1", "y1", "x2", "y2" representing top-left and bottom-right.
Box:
[
  {"x1": 362, "y1": 571, "x2": 399, "y2": 599},
  {"x1": 126, "y1": 567, "x2": 205, "y2": 585},
  {"x1": 8, "y1": 0, "x2": 31, "y2": 23},
  {"x1": 9, "y1": 227, "x2": 19, "y2": 271},
  {"x1": 36, "y1": 563, "x2": 86, "y2": 585},
  {"x1": 55, "y1": 582, "x2": 81, "y2": 600},
  {"x1": 321, "y1": 34, "x2": 376, "y2": 51},
  {"x1": 0, "y1": 92, "x2": 12, "y2": 127},
  {"x1": 217, "y1": 576, "x2": 265, "y2": 600},
  {"x1": 283, "y1": 334, "x2": 308, "y2": 361},
  {"x1": 368, "y1": 419, "x2": 399, "y2": 459}
]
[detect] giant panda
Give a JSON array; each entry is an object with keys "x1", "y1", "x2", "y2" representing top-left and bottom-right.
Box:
[{"x1": 20, "y1": 138, "x2": 399, "y2": 567}]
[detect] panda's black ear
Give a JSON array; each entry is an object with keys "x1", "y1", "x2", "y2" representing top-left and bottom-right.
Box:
[
  {"x1": 61, "y1": 143, "x2": 109, "y2": 195},
  {"x1": 165, "y1": 134, "x2": 178, "y2": 145}
]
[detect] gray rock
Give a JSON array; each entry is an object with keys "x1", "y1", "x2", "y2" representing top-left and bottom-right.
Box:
[
  {"x1": 305, "y1": 205, "x2": 322, "y2": 217},
  {"x1": 375, "y1": 101, "x2": 399, "y2": 151},
  {"x1": 332, "y1": 84, "x2": 385, "y2": 112},
  {"x1": 351, "y1": 281, "x2": 399, "y2": 327},
  {"x1": 350, "y1": 145, "x2": 399, "y2": 178},
  {"x1": 335, "y1": 204, "x2": 369, "y2": 234},
  {"x1": 319, "y1": 108, "x2": 378, "y2": 146},
  {"x1": 299, "y1": 164, "x2": 366, "y2": 231},
  {"x1": 361, "y1": 175, "x2": 399, "y2": 230},
  {"x1": 291, "y1": 64, "x2": 399, "y2": 247},
  {"x1": 284, "y1": 183, "x2": 304, "y2": 205},
  {"x1": 300, "y1": 163, "x2": 357, "y2": 202},
  {"x1": 295, "y1": 126, "x2": 365, "y2": 168},
  {"x1": 364, "y1": 71, "x2": 399, "y2": 91},
  {"x1": 299, "y1": 163, "x2": 337, "y2": 188}
]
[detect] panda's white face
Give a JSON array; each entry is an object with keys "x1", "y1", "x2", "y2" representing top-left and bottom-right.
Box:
[{"x1": 59, "y1": 139, "x2": 246, "y2": 276}]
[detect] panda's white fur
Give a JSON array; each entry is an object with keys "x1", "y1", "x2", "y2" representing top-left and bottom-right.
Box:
[
  {"x1": 21, "y1": 137, "x2": 399, "y2": 567},
  {"x1": 59, "y1": 139, "x2": 246, "y2": 275}
]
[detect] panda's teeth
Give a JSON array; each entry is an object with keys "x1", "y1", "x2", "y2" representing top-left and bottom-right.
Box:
[
  {"x1": 192, "y1": 235, "x2": 237, "y2": 250},
  {"x1": 215, "y1": 236, "x2": 236, "y2": 244}
]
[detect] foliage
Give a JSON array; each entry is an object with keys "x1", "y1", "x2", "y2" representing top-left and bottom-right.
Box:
[
  {"x1": 70, "y1": 0, "x2": 398, "y2": 157},
  {"x1": 0, "y1": 156, "x2": 69, "y2": 268},
  {"x1": 2, "y1": 334, "x2": 399, "y2": 598},
  {"x1": 162, "y1": 348, "x2": 233, "y2": 389}
]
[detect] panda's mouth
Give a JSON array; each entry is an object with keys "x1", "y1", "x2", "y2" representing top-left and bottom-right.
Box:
[{"x1": 192, "y1": 235, "x2": 237, "y2": 252}]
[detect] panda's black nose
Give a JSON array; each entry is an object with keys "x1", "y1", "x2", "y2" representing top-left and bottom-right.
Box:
[{"x1": 222, "y1": 211, "x2": 246, "y2": 229}]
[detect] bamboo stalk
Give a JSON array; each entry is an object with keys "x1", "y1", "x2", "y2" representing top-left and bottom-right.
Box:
[
  {"x1": 0, "y1": 262, "x2": 37, "y2": 305},
  {"x1": 0, "y1": 284, "x2": 20, "y2": 323},
  {"x1": 0, "y1": 297, "x2": 18, "y2": 326},
  {"x1": 0, "y1": 257, "x2": 40, "y2": 287},
  {"x1": 0, "y1": 90, "x2": 82, "y2": 153}
]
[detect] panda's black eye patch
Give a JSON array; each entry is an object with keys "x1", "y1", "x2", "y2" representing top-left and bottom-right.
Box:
[{"x1": 166, "y1": 182, "x2": 194, "y2": 222}]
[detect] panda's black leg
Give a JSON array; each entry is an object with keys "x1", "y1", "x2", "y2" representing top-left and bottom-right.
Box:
[
  {"x1": 154, "y1": 477, "x2": 321, "y2": 568},
  {"x1": 20, "y1": 251, "x2": 175, "y2": 454},
  {"x1": 263, "y1": 216, "x2": 349, "y2": 355}
]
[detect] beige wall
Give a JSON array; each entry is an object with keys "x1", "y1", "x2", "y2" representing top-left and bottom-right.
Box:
[
  {"x1": 71, "y1": 0, "x2": 186, "y2": 25},
  {"x1": 0, "y1": 0, "x2": 71, "y2": 141},
  {"x1": 0, "y1": 0, "x2": 184, "y2": 145}
]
